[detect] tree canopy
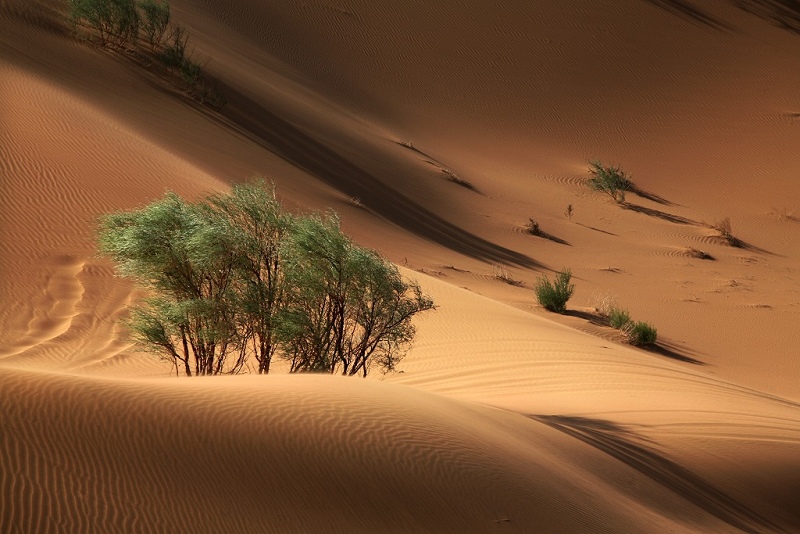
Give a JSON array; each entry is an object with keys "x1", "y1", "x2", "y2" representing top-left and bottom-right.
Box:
[{"x1": 97, "y1": 180, "x2": 434, "y2": 376}]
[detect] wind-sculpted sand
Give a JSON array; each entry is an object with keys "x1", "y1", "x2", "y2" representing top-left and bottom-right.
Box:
[{"x1": 1, "y1": 0, "x2": 799, "y2": 531}]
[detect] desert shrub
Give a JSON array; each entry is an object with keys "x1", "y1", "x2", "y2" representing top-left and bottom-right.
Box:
[
  {"x1": 587, "y1": 161, "x2": 631, "y2": 203},
  {"x1": 526, "y1": 218, "x2": 541, "y2": 236},
  {"x1": 687, "y1": 247, "x2": 714, "y2": 260},
  {"x1": 68, "y1": 0, "x2": 140, "y2": 48},
  {"x1": 279, "y1": 213, "x2": 435, "y2": 376},
  {"x1": 625, "y1": 321, "x2": 658, "y2": 346},
  {"x1": 180, "y1": 58, "x2": 203, "y2": 91},
  {"x1": 534, "y1": 268, "x2": 574, "y2": 313},
  {"x1": 200, "y1": 83, "x2": 227, "y2": 109},
  {"x1": 608, "y1": 307, "x2": 632, "y2": 329},
  {"x1": 160, "y1": 23, "x2": 188, "y2": 68},
  {"x1": 138, "y1": 0, "x2": 170, "y2": 50},
  {"x1": 713, "y1": 217, "x2": 742, "y2": 247}
]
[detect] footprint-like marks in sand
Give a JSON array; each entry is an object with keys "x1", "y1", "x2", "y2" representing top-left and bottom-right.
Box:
[
  {"x1": 0, "y1": 256, "x2": 86, "y2": 363},
  {"x1": 0, "y1": 257, "x2": 135, "y2": 371}
]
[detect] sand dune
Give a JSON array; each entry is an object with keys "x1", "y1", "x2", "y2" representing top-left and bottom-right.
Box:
[{"x1": 2, "y1": 0, "x2": 799, "y2": 531}]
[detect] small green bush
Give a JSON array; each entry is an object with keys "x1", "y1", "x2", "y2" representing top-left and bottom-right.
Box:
[
  {"x1": 534, "y1": 268, "x2": 574, "y2": 313},
  {"x1": 587, "y1": 161, "x2": 631, "y2": 203},
  {"x1": 608, "y1": 307, "x2": 632, "y2": 329},
  {"x1": 626, "y1": 321, "x2": 657, "y2": 346}
]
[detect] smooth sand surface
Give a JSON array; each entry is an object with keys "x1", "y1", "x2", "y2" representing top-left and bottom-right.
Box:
[{"x1": 2, "y1": 0, "x2": 799, "y2": 531}]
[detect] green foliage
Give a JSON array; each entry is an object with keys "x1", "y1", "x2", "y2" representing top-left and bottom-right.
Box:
[
  {"x1": 599, "y1": 302, "x2": 658, "y2": 347},
  {"x1": 206, "y1": 180, "x2": 292, "y2": 375},
  {"x1": 68, "y1": 0, "x2": 140, "y2": 48},
  {"x1": 626, "y1": 321, "x2": 658, "y2": 346},
  {"x1": 534, "y1": 268, "x2": 574, "y2": 313},
  {"x1": 138, "y1": 0, "x2": 170, "y2": 50},
  {"x1": 587, "y1": 161, "x2": 631, "y2": 203},
  {"x1": 160, "y1": 23, "x2": 188, "y2": 68},
  {"x1": 607, "y1": 307, "x2": 632, "y2": 329},
  {"x1": 97, "y1": 180, "x2": 433, "y2": 376},
  {"x1": 279, "y1": 213, "x2": 434, "y2": 376},
  {"x1": 98, "y1": 193, "x2": 243, "y2": 376},
  {"x1": 180, "y1": 58, "x2": 203, "y2": 91}
]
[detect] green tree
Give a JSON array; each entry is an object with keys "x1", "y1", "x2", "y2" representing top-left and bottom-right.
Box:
[
  {"x1": 280, "y1": 213, "x2": 434, "y2": 376},
  {"x1": 98, "y1": 193, "x2": 244, "y2": 376},
  {"x1": 68, "y1": 0, "x2": 140, "y2": 48},
  {"x1": 206, "y1": 180, "x2": 292, "y2": 374},
  {"x1": 138, "y1": 0, "x2": 170, "y2": 50}
]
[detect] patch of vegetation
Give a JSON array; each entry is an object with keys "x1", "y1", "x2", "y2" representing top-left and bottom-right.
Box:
[
  {"x1": 608, "y1": 307, "x2": 632, "y2": 329},
  {"x1": 596, "y1": 302, "x2": 658, "y2": 346},
  {"x1": 713, "y1": 217, "x2": 742, "y2": 247},
  {"x1": 97, "y1": 180, "x2": 434, "y2": 377},
  {"x1": 587, "y1": 161, "x2": 632, "y2": 203},
  {"x1": 534, "y1": 268, "x2": 574, "y2": 313},
  {"x1": 564, "y1": 204, "x2": 574, "y2": 220},
  {"x1": 687, "y1": 247, "x2": 714, "y2": 260},
  {"x1": 138, "y1": 0, "x2": 170, "y2": 50},
  {"x1": 443, "y1": 170, "x2": 478, "y2": 192},
  {"x1": 525, "y1": 218, "x2": 541, "y2": 236},
  {"x1": 625, "y1": 321, "x2": 658, "y2": 346},
  {"x1": 67, "y1": 0, "x2": 226, "y2": 109},
  {"x1": 68, "y1": 0, "x2": 140, "y2": 49}
]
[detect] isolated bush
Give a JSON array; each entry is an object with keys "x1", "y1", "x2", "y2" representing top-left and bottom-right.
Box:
[
  {"x1": 138, "y1": 0, "x2": 170, "y2": 50},
  {"x1": 625, "y1": 321, "x2": 658, "y2": 346},
  {"x1": 526, "y1": 218, "x2": 541, "y2": 236},
  {"x1": 68, "y1": 0, "x2": 140, "y2": 48},
  {"x1": 587, "y1": 161, "x2": 631, "y2": 203},
  {"x1": 534, "y1": 268, "x2": 574, "y2": 313}
]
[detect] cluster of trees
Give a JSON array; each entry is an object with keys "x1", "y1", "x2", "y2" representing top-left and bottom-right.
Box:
[
  {"x1": 67, "y1": 0, "x2": 225, "y2": 107},
  {"x1": 98, "y1": 181, "x2": 434, "y2": 377}
]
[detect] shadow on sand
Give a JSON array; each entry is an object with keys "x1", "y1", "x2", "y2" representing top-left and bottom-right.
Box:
[
  {"x1": 214, "y1": 88, "x2": 540, "y2": 269},
  {"x1": 643, "y1": 0, "x2": 732, "y2": 29},
  {"x1": 529, "y1": 415, "x2": 787, "y2": 534},
  {"x1": 734, "y1": 0, "x2": 800, "y2": 33}
]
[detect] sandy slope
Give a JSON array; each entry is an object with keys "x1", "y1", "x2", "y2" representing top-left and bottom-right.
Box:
[{"x1": 2, "y1": 0, "x2": 800, "y2": 531}]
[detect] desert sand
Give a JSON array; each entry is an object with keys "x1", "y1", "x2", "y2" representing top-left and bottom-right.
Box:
[{"x1": 1, "y1": 0, "x2": 799, "y2": 532}]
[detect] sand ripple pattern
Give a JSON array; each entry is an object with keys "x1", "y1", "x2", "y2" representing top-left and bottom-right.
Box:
[{"x1": 0, "y1": 371, "x2": 713, "y2": 533}]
